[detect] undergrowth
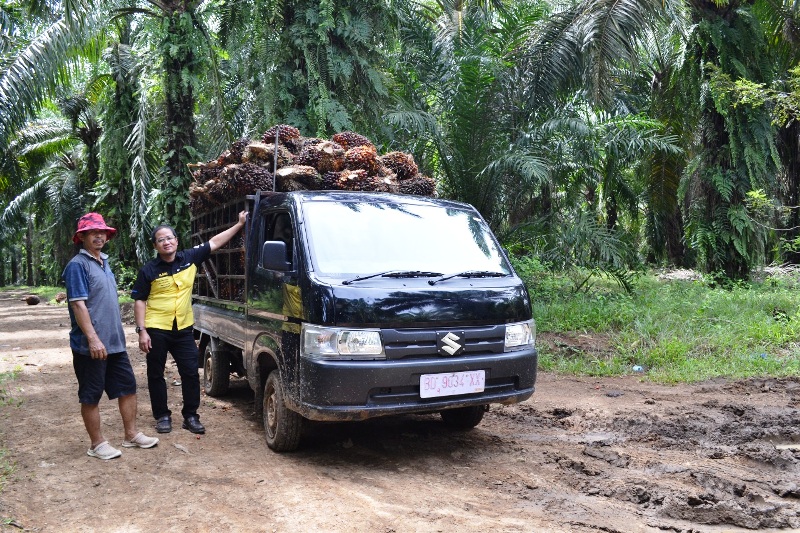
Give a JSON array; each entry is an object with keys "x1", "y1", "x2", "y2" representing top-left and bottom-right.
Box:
[{"x1": 519, "y1": 265, "x2": 800, "y2": 383}]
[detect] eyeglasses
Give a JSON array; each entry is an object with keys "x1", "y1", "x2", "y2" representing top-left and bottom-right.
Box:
[{"x1": 156, "y1": 236, "x2": 177, "y2": 244}]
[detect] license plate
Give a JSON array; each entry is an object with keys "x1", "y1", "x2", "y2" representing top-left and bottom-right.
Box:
[{"x1": 420, "y1": 370, "x2": 485, "y2": 399}]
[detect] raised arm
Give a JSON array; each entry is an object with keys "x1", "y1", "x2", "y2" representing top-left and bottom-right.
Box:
[{"x1": 209, "y1": 210, "x2": 247, "y2": 252}]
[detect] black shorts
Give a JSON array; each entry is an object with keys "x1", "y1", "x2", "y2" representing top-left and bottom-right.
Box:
[{"x1": 72, "y1": 350, "x2": 137, "y2": 404}]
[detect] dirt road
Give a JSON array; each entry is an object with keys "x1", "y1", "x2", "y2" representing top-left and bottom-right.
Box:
[{"x1": 0, "y1": 289, "x2": 798, "y2": 532}]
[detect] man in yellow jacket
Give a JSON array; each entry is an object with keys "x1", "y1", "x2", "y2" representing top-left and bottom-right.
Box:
[{"x1": 131, "y1": 211, "x2": 246, "y2": 434}]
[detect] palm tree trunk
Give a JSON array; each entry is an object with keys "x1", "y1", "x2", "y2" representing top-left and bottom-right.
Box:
[
  {"x1": 161, "y1": 10, "x2": 198, "y2": 237},
  {"x1": 11, "y1": 247, "x2": 19, "y2": 285},
  {"x1": 779, "y1": 123, "x2": 800, "y2": 264},
  {"x1": 25, "y1": 217, "x2": 33, "y2": 285}
]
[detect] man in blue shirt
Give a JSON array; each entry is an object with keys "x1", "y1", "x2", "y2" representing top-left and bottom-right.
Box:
[{"x1": 63, "y1": 213, "x2": 159, "y2": 459}]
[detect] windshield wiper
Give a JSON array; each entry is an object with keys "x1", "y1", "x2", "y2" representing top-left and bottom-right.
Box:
[
  {"x1": 343, "y1": 270, "x2": 443, "y2": 285},
  {"x1": 428, "y1": 270, "x2": 508, "y2": 285}
]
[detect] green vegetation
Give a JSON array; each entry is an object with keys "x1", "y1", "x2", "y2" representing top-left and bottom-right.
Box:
[
  {"x1": 0, "y1": 445, "x2": 14, "y2": 493},
  {"x1": 0, "y1": 368, "x2": 21, "y2": 408},
  {"x1": 7, "y1": 1, "x2": 800, "y2": 291},
  {"x1": 526, "y1": 269, "x2": 800, "y2": 383}
]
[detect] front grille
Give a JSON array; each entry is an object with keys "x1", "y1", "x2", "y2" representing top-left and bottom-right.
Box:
[{"x1": 381, "y1": 325, "x2": 505, "y2": 360}]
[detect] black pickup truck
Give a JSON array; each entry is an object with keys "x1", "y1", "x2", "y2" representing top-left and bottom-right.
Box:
[{"x1": 192, "y1": 190, "x2": 537, "y2": 451}]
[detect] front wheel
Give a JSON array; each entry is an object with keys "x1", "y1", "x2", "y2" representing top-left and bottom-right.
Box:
[
  {"x1": 263, "y1": 370, "x2": 303, "y2": 452},
  {"x1": 203, "y1": 343, "x2": 230, "y2": 397},
  {"x1": 440, "y1": 405, "x2": 487, "y2": 429}
]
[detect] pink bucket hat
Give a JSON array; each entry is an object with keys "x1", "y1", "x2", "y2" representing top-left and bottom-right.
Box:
[{"x1": 72, "y1": 213, "x2": 118, "y2": 244}]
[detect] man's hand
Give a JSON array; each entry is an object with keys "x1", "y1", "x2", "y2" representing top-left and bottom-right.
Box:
[
  {"x1": 87, "y1": 335, "x2": 108, "y2": 360},
  {"x1": 70, "y1": 300, "x2": 108, "y2": 359},
  {"x1": 138, "y1": 331, "x2": 152, "y2": 354}
]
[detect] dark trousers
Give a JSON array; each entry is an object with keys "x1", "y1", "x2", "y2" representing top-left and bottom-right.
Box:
[{"x1": 146, "y1": 326, "x2": 200, "y2": 420}]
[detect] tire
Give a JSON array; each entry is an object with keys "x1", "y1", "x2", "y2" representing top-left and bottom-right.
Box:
[
  {"x1": 263, "y1": 370, "x2": 303, "y2": 452},
  {"x1": 440, "y1": 405, "x2": 487, "y2": 429},
  {"x1": 203, "y1": 343, "x2": 230, "y2": 397}
]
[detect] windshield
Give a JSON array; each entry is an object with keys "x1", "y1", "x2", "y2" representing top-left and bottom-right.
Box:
[{"x1": 301, "y1": 199, "x2": 511, "y2": 277}]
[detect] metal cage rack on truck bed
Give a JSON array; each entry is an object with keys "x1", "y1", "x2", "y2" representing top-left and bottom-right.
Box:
[{"x1": 191, "y1": 197, "x2": 252, "y2": 304}]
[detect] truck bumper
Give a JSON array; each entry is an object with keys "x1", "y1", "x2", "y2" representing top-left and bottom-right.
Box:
[{"x1": 290, "y1": 348, "x2": 537, "y2": 421}]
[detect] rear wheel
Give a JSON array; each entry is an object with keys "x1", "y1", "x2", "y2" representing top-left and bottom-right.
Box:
[
  {"x1": 203, "y1": 343, "x2": 230, "y2": 396},
  {"x1": 263, "y1": 370, "x2": 303, "y2": 452},
  {"x1": 440, "y1": 405, "x2": 487, "y2": 429}
]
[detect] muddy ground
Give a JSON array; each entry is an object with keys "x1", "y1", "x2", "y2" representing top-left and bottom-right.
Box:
[{"x1": 0, "y1": 289, "x2": 798, "y2": 532}]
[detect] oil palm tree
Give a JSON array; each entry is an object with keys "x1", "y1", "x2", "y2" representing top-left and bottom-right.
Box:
[
  {"x1": 677, "y1": 1, "x2": 779, "y2": 279},
  {"x1": 0, "y1": 0, "x2": 107, "y2": 161},
  {"x1": 217, "y1": 0, "x2": 397, "y2": 139},
  {"x1": 388, "y1": 0, "x2": 551, "y2": 228},
  {"x1": 0, "y1": 118, "x2": 84, "y2": 284},
  {"x1": 111, "y1": 1, "x2": 214, "y2": 237},
  {"x1": 0, "y1": 0, "x2": 113, "y2": 282}
]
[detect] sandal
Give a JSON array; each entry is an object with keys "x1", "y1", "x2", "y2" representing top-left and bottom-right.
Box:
[
  {"x1": 87, "y1": 441, "x2": 122, "y2": 460},
  {"x1": 122, "y1": 432, "x2": 159, "y2": 449}
]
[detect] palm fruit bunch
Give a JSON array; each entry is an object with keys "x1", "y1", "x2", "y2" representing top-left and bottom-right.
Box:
[
  {"x1": 344, "y1": 145, "x2": 380, "y2": 175},
  {"x1": 380, "y1": 151, "x2": 418, "y2": 180},
  {"x1": 229, "y1": 137, "x2": 250, "y2": 162},
  {"x1": 188, "y1": 175, "x2": 218, "y2": 212},
  {"x1": 221, "y1": 163, "x2": 274, "y2": 195},
  {"x1": 332, "y1": 131, "x2": 374, "y2": 150},
  {"x1": 296, "y1": 140, "x2": 345, "y2": 173},
  {"x1": 219, "y1": 280, "x2": 244, "y2": 301},
  {"x1": 275, "y1": 165, "x2": 323, "y2": 191},
  {"x1": 214, "y1": 137, "x2": 250, "y2": 167},
  {"x1": 188, "y1": 124, "x2": 436, "y2": 215},
  {"x1": 263, "y1": 124, "x2": 303, "y2": 154},
  {"x1": 243, "y1": 142, "x2": 294, "y2": 167},
  {"x1": 321, "y1": 169, "x2": 369, "y2": 191},
  {"x1": 398, "y1": 174, "x2": 437, "y2": 196}
]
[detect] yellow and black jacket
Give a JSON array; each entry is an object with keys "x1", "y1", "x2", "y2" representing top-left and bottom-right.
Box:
[{"x1": 131, "y1": 243, "x2": 211, "y2": 330}]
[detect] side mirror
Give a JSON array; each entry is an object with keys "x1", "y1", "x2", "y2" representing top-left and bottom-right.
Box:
[{"x1": 261, "y1": 241, "x2": 292, "y2": 271}]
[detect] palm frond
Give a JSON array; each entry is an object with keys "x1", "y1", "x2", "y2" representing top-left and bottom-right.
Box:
[
  {"x1": 0, "y1": 4, "x2": 108, "y2": 152},
  {"x1": 127, "y1": 84, "x2": 157, "y2": 263},
  {"x1": 0, "y1": 176, "x2": 49, "y2": 237}
]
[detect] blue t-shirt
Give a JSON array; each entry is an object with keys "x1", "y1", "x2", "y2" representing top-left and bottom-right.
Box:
[{"x1": 62, "y1": 249, "x2": 126, "y2": 355}]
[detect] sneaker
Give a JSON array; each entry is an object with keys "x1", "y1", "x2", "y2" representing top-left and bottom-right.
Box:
[
  {"x1": 122, "y1": 432, "x2": 159, "y2": 449},
  {"x1": 87, "y1": 441, "x2": 122, "y2": 460}
]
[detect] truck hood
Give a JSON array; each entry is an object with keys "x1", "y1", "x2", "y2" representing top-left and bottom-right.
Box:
[{"x1": 308, "y1": 278, "x2": 531, "y2": 328}]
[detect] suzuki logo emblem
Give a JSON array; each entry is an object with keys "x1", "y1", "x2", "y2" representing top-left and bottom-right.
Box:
[{"x1": 441, "y1": 332, "x2": 462, "y2": 356}]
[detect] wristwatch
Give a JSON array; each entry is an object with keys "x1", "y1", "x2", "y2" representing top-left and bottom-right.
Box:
[{"x1": 135, "y1": 326, "x2": 145, "y2": 333}]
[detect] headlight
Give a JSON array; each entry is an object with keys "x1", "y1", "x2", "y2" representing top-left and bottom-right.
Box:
[
  {"x1": 504, "y1": 319, "x2": 535, "y2": 351},
  {"x1": 302, "y1": 324, "x2": 385, "y2": 360}
]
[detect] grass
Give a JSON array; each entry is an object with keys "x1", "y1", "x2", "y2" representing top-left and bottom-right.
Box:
[
  {"x1": 0, "y1": 369, "x2": 20, "y2": 408},
  {"x1": 526, "y1": 268, "x2": 800, "y2": 383}
]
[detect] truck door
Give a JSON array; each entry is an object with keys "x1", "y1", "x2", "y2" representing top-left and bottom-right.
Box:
[{"x1": 248, "y1": 210, "x2": 301, "y2": 398}]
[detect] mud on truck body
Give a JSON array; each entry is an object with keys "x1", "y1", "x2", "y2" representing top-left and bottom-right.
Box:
[{"x1": 191, "y1": 190, "x2": 537, "y2": 452}]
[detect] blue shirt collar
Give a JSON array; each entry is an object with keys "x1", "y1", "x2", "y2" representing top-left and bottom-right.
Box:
[{"x1": 78, "y1": 248, "x2": 108, "y2": 264}]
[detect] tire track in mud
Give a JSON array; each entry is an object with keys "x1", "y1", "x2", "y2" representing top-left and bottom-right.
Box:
[{"x1": 483, "y1": 378, "x2": 800, "y2": 531}]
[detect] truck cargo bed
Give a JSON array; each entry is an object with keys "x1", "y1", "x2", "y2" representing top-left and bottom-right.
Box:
[{"x1": 192, "y1": 197, "x2": 252, "y2": 303}]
